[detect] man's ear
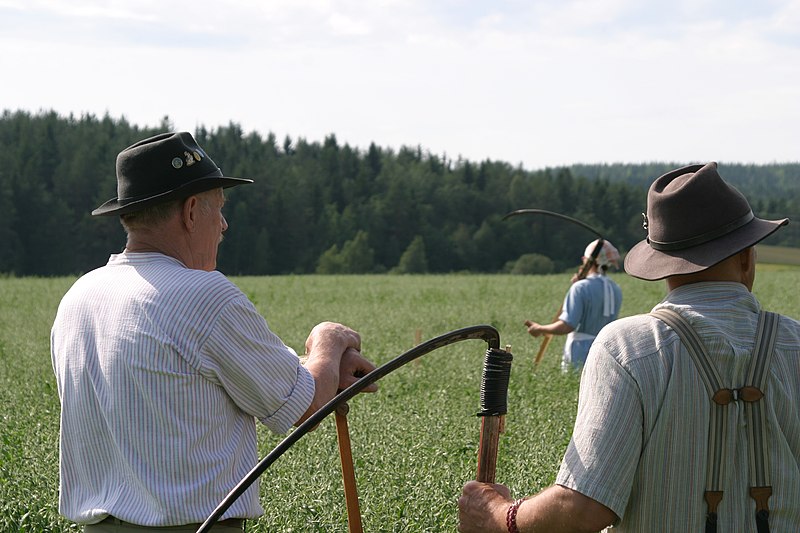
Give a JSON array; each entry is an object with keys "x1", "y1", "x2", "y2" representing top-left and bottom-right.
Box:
[
  {"x1": 740, "y1": 246, "x2": 756, "y2": 289},
  {"x1": 740, "y1": 246, "x2": 754, "y2": 269},
  {"x1": 181, "y1": 195, "x2": 198, "y2": 232}
]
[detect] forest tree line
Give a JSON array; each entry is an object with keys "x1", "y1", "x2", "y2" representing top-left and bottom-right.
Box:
[{"x1": 1, "y1": 109, "x2": 797, "y2": 277}]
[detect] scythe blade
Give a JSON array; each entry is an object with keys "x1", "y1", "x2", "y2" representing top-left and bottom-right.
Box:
[{"x1": 502, "y1": 208, "x2": 604, "y2": 239}]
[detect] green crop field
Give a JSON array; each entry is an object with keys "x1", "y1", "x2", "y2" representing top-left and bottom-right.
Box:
[
  {"x1": 756, "y1": 245, "x2": 800, "y2": 267},
  {"x1": 2, "y1": 267, "x2": 799, "y2": 532}
]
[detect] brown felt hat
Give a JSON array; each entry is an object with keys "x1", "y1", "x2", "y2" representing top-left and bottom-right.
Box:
[
  {"x1": 92, "y1": 132, "x2": 252, "y2": 216},
  {"x1": 624, "y1": 162, "x2": 789, "y2": 281}
]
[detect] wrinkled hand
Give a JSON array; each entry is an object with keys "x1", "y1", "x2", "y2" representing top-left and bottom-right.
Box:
[
  {"x1": 339, "y1": 347, "x2": 378, "y2": 392},
  {"x1": 305, "y1": 321, "x2": 361, "y2": 356},
  {"x1": 458, "y1": 481, "x2": 512, "y2": 533},
  {"x1": 298, "y1": 322, "x2": 368, "y2": 427},
  {"x1": 524, "y1": 320, "x2": 544, "y2": 338}
]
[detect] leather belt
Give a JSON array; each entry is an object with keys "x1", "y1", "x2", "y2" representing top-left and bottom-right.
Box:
[{"x1": 102, "y1": 516, "x2": 244, "y2": 530}]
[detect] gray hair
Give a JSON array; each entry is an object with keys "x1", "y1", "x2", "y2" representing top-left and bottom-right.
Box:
[
  {"x1": 120, "y1": 199, "x2": 183, "y2": 233},
  {"x1": 120, "y1": 189, "x2": 221, "y2": 233}
]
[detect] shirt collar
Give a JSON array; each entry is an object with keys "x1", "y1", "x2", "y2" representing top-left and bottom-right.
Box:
[{"x1": 663, "y1": 281, "x2": 760, "y2": 314}]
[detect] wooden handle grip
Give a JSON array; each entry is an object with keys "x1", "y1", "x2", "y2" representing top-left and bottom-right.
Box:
[{"x1": 335, "y1": 405, "x2": 364, "y2": 533}]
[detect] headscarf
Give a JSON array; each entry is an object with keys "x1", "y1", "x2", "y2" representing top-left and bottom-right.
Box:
[
  {"x1": 583, "y1": 239, "x2": 620, "y2": 317},
  {"x1": 584, "y1": 239, "x2": 620, "y2": 269}
]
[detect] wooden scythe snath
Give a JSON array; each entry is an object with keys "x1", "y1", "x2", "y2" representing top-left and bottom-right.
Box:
[
  {"x1": 502, "y1": 209, "x2": 605, "y2": 367},
  {"x1": 196, "y1": 325, "x2": 510, "y2": 533},
  {"x1": 334, "y1": 401, "x2": 363, "y2": 533}
]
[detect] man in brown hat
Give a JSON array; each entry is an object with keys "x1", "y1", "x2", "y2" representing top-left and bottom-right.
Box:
[
  {"x1": 458, "y1": 162, "x2": 800, "y2": 532},
  {"x1": 51, "y1": 132, "x2": 378, "y2": 531}
]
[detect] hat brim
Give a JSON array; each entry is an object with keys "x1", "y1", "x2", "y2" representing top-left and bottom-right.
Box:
[
  {"x1": 92, "y1": 176, "x2": 253, "y2": 216},
  {"x1": 624, "y1": 217, "x2": 789, "y2": 281}
]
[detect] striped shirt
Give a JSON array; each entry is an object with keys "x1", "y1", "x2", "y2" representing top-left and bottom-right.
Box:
[
  {"x1": 556, "y1": 282, "x2": 800, "y2": 531},
  {"x1": 50, "y1": 252, "x2": 315, "y2": 526}
]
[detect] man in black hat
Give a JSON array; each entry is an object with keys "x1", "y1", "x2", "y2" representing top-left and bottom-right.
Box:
[
  {"x1": 458, "y1": 162, "x2": 800, "y2": 532},
  {"x1": 51, "y1": 132, "x2": 378, "y2": 532}
]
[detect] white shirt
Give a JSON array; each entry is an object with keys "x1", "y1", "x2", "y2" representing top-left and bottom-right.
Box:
[{"x1": 50, "y1": 252, "x2": 315, "y2": 526}]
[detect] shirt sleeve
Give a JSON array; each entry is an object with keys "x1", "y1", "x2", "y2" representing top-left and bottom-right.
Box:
[
  {"x1": 555, "y1": 334, "x2": 642, "y2": 519},
  {"x1": 199, "y1": 295, "x2": 315, "y2": 434},
  {"x1": 559, "y1": 282, "x2": 585, "y2": 329}
]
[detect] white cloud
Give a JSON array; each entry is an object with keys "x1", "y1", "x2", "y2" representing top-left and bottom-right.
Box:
[{"x1": 1, "y1": 0, "x2": 798, "y2": 168}]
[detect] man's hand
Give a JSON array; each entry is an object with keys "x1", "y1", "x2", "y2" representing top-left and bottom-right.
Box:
[
  {"x1": 305, "y1": 321, "x2": 361, "y2": 356},
  {"x1": 458, "y1": 481, "x2": 511, "y2": 533},
  {"x1": 339, "y1": 347, "x2": 378, "y2": 392},
  {"x1": 459, "y1": 482, "x2": 618, "y2": 533},
  {"x1": 298, "y1": 322, "x2": 369, "y2": 425}
]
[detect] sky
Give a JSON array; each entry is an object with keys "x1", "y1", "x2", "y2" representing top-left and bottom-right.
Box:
[{"x1": 1, "y1": 0, "x2": 799, "y2": 171}]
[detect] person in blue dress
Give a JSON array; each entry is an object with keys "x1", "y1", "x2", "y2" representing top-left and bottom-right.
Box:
[{"x1": 525, "y1": 239, "x2": 623, "y2": 372}]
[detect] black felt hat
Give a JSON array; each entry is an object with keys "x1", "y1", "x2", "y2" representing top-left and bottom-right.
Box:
[
  {"x1": 92, "y1": 132, "x2": 253, "y2": 216},
  {"x1": 624, "y1": 162, "x2": 788, "y2": 281}
]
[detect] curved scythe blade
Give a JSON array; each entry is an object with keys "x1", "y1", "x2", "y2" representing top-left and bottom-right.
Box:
[
  {"x1": 196, "y1": 325, "x2": 502, "y2": 533},
  {"x1": 502, "y1": 208, "x2": 603, "y2": 239},
  {"x1": 503, "y1": 208, "x2": 606, "y2": 368}
]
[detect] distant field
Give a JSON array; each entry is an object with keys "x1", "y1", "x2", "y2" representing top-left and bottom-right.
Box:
[
  {"x1": 756, "y1": 244, "x2": 800, "y2": 268},
  {"x1": 2, "y1": 272, "x2": 799, "y2": 531}
]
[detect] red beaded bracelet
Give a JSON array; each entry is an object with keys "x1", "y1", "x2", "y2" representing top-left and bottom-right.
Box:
[{"x1": 506, "y1": 498, "x2": 525, "y2": 533}]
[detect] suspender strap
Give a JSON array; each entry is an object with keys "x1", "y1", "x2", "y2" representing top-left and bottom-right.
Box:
[
  {"x1": 651, "y1": 309, "x2": 728, "y2": 532},
  {"x1": 747, "y1": 311, "x2": 779, "y2": 533},
  {"x1": 650, "y1": 308, "x2": 779, "y2": 533}
]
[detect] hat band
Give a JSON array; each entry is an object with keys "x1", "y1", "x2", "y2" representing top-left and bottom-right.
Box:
[
  {"x1": 648, "y1": 211, "x2": 754, "y2": 251},
  {"x1": 116, "y1": 168, "x2": 226, "y2": 206}
]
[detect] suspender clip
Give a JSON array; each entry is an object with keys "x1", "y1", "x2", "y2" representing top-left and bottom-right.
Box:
[
  {"x1": 712, "y1": 386, "x2": 763, "y2": 405},
  {"x1": 750, "y1": 486, "x2": 772, "y2": 512},
  {"x1": 704, "y1": 490, "x2": 724, "y2": 514}
]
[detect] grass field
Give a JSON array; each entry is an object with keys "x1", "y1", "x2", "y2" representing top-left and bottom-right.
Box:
[
  {"x1": 756, "y1": 244, "x2": 800, "y2": 267},
  {"x1": 1, "y1": 267, "x2": 798, "y2": 532}
]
